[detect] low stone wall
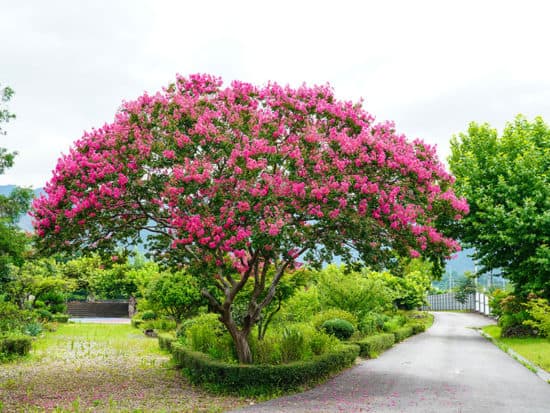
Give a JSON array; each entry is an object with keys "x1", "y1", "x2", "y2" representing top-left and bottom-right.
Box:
[{"x1": 67, "y1": 301, "x2": 129, "y2": 318}]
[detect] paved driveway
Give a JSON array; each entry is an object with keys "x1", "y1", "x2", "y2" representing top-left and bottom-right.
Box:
[{"x1": 231, "y1": 312, "x2": 550, "y2": 412}]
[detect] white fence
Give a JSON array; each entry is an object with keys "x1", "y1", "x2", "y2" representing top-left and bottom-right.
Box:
[{"x1": 423, "y1": 292, "x2": 491, "y2": 316}]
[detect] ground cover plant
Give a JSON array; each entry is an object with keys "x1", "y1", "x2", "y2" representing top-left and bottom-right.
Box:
[
  {"x1": 0, "y1": 323, "x2": 245, "y2": 412},
  {"x1": 483, "y1": 325, "x2": 550, "y2": 372},
  {"x1": 33, "y1": 73, "x2": 467, "y2": 364}
]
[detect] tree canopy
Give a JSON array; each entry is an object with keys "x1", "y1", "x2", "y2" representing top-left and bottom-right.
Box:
[
  {"x1": 449, "y1": 115, "x2": 550, "y2": 298},
  {"x1": 33, "y1": 74, "x2": 467, "y2": 362}
]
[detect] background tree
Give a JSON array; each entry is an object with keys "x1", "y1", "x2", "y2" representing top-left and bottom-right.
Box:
[
  {"x1": 33, "y1": 74, "x2": 467, "y2": 363},
  {"x1": 145, "y1": 270, "x2": 205, "y2": 322},
  {"x1": 0, "y1": 85, "x2": 33, "y2": 293},
  {"x1": 449, "y1": 116, "x2": 550, "y2": 298}
]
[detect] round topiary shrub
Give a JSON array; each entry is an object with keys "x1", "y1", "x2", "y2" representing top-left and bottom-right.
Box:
[{"x1": 321, "y1": 318, "x2": 355, "y2": 340}]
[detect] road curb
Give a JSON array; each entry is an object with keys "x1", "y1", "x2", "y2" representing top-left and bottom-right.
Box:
[{"x1": 479, "y1": 330, "x2": 550, "y2": 383}]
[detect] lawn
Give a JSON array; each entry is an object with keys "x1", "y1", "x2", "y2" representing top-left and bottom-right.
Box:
[
  {"x1": 483, "y1": 325, "x2": 550, "y2": 372},
  {"x1": 0, "y1": 323, "x2": 246, "y2": 412}
]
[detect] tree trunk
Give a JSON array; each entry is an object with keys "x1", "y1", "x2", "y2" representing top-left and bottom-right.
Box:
[{"x1": 232, "y1": 329, "x2": 253, "y2": 364}]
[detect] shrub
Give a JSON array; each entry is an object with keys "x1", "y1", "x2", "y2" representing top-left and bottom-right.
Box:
[
  {"x1": 382, "y1": 313, "x2": 407, "y2": 332},
  {"x1": 131, "y1": 316, "x2": 144, "y2": 328},
  {"x1": 52, "y1": 314, "x2": 70, "y2": 323},
  {"x1": 176, "y1": 318, "x2": 198, "y2": 339},
  {"x1": 321, "y1": 319, "x2": 355, "y2": 340},
  {"x1": 141, "y1": 310, "x2": 157, "y2": 321},
  {"x1": 250, "y1": 334, "x2": 282, "y2": 365},
  {"x1": 312, "y1": 308, "x2": 357, "y2": 329},
  {"x1": 280, "y1": 325, "x2": 308, "y2": 363},
  {"x1": 0, "y1": 301, "x2": 37, "y2": 333},
  {"x1": 276, "y1": 286, "x2": 321, "y2": 323},
  {"x1": 524, "y1": 298, "x2": 550, "y2": 337},
  {"x1": 309, "y1": 330, "x2": 338, "y2": 355},
  {"x1": 171, "y1": 341, "x2": 359, "y2": 393},
  {"x1": 35, "y1": 308, "x2": 53, "y2": 322},
  {"x1": 0, "y1": 335, "x2": 32, "y2": 356},
  {"x1": 354, "y1": 333, "x2": 395, "y2": 358},
  {"x1": 143, "y1": 318, "x2": 177, "y2": 332},
  {"x1": 317, "y1": 266, "x2": 396, "y2": 317},
  {"x1": 358, "y1": 313, "x2": 388, "y2": 336},
  {"x1": 23, "y1": 322, "x2": 43, "y2": 337},
  {"x1": 393, "y1": 325, "x2": 414, "y2": 342},
  {"x1": 158, "y1": 333, "x2": 176, "y2": 351},
  {"x1": 409, "y1": 322, "x2": 427, "y2": 335},
  {"x1": 185, "y1": 313, "x2": 235, "y2": 361}
]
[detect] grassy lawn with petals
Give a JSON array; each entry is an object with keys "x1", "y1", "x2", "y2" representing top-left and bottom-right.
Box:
[{"x1": 0, "y1": 323, "x2": 245, "y2": 412}]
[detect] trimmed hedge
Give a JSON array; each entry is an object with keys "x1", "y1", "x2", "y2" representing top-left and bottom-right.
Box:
[
  {"x1": 131, "y1": 317, "x2": 144, "y2": 328},
  {"x1": 410, "y1": 322, "x2": 427, "y2": 335},
  {"x1": 393, "y1": 325, "x2": 414, "y2": 343},
  {"x1": 354, "y1": 333, "x2": 395, "y2": 358},
  {"x1": 158, "y1": 333, "x2": 176, "y2": 351},
  {"x1": 0, "y1": 335, "x2": 32, "y2": 356},
  {"x1": 171, "y1": 341, "x2": 359, "y2": 391}
]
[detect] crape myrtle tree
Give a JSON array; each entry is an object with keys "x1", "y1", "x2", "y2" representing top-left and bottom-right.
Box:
[{"x1": 32, "y1": 74, "x2": 468, "y2": 363}]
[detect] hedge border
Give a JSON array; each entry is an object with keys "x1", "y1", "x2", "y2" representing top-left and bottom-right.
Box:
[
  {"x1": 158, "y1": 333, "x2": 176, "y2": 352},
  {"x1": 0, "y1": 335, "x2": 32, "y2": 356},
  {"x1": 170, "y1": 341, "x2": 359, "y2": 391},
  {"x1": 353, "y1": 333, "x2": 395, "y2": 358},
  {"x1": 393, "y1": 325, "x2": 414, "y2": 343}
]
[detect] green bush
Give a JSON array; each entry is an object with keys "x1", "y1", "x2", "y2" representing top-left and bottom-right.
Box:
[
  {"x1": 35, "y1": 308, "x2": 54, "y2": 322},
  {"x1": 358, "y1": 312, "x2": 388, "y2": 336},
  {"x1": 0, "y1": 301, "x2": 37, "y2": 333},
  {"x1": 185, "y1": 313, "x2": 235, "y2": 361},
  {"x1": 158, "y1": 333, "x2": 176, "y2": 351},
  {"x1": 524, "y1": 298, "x2": 550, "y2": 337},
  {"x1": 250, "y1": 324, "x2": 337, "y2": 364},
  {"x1": 131, "y1": 316, "x2": 144, "y2": 329},
  {"x1": 143, "y1": 318, "x2": 177, "y2": 332},
  {"x1": 309, "y1": 330, "x2": 338, "y2": 355},
  {"x1": 141, "y1": 310, "x2": 157, "y2": 320},
  {"x1": 23, "y1": 322, "x2": 43, "y2": 337},
  {"x1": 176, "y1": 318, "x2": 198, "y2": 339},
  {"x1": 250, "y1": 334, "x2": 282, "y2": 365},
  {"x1": 280, "y1": 325, "x2": 308, "y2": 363},
  {"x1": 52, "y1": 313, "x2": 70, "y2": 323},
  {"x1": 171, "y1": 341, "x2": 359, "y2": 393},
  {"x1": 321, "y1": 319, "x2": 355, "y2": 340},
  {"x1": 312, "y1": 308, "x2": 357, "y2": 329},
  {"x1": 0, "y1": 335, "x2": 32, "y2": 356},
  {"x1": 354, "y1": 333, "x2": 395, "y2": 358},
  {"x1": 409, "y1": 322, "x2": 427, "y2": 335},
  {"x1": 382, "y1": 313, "x2": 407, "y2": 332},
  {"x1": 393, "y1": 325, "x2": 414, "y2": 342}
]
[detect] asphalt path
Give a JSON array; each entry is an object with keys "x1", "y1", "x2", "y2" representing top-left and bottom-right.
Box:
[{"x1": 232, "y1": 312, "x2": 550, "y2": 412}]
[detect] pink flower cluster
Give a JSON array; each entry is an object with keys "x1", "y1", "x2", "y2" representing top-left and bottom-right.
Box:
[{"x1": 32, "y1": 73, "x2": 468, "y2": 272}]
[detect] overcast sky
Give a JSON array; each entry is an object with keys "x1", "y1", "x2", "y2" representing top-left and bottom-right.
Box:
[{"x1": 1, "y1": 0, "x2": 550, "y2": 188}]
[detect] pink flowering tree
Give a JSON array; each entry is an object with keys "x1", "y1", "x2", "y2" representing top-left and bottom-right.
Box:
[{"x1": 32, "y1": 74, "x2": 468, "y2": 363}]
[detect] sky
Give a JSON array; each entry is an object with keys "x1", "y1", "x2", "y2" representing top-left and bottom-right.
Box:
[{"x1": 1, "y1": 0, "x2": 550, "y2": 189}]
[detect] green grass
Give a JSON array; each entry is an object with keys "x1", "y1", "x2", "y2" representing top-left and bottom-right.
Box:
[
  {"x1": 0, "y1": 323, "x2": 245, "y2": 412},
  {"x1": 482, "y1": 325, "x2": 550, "y2": 372}
]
